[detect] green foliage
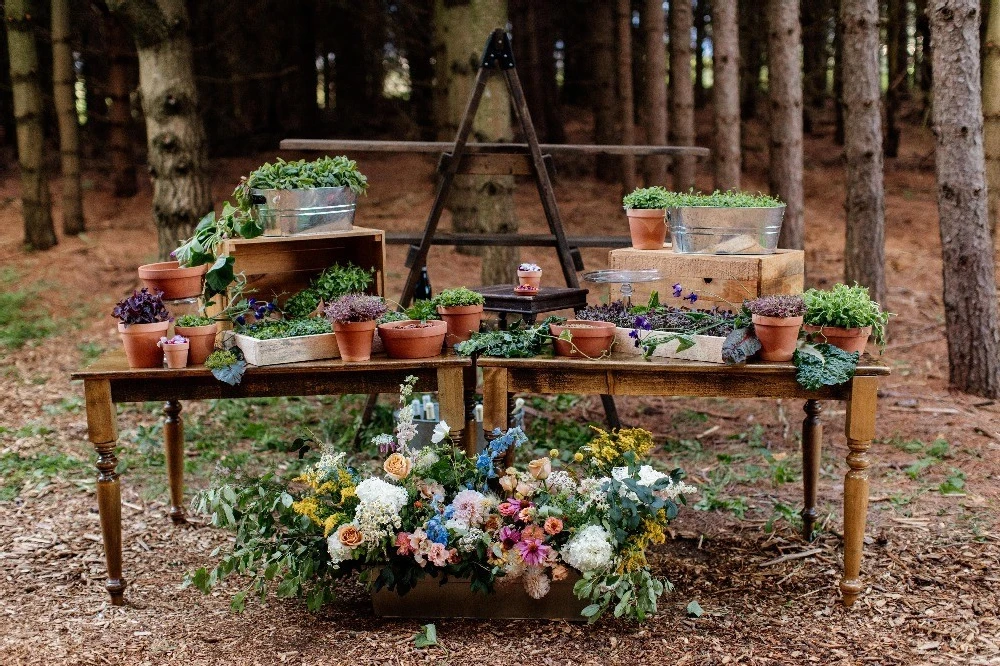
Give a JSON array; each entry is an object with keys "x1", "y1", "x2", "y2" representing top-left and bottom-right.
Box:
[
  {"x1": 406, "y1": 299, "x2": 440, "y2": 322},
  {"x1": 939, "y1": 468, "x2": 966, "y2": 495},
  {"x1": 378, "y1": 310, "x2": 408, "y2": 324},
  {"x1": 455, "y1": 317, "x2": 562, "y2": 358},
  {"x1": 175, "y1": 314, "x2": 215, "y2": 328},
  {"x1": 174, "y1": 202, "x2": 263, "y2": 270},
  {"x1": 575, "y1": 567, "x2": 670, "y2": 623},
  {"x1": 686, "y1": 600, "x2": 704, "y2": 617},
  {"x1": 0, "y1": 287, "x2": 55, "y2": 349},
  {"x1": 236, "y1": 156, "x2": 369, "y2": 208},
  {"x1": 413, "y1": 624, "x2": 438, "y2": 648},
  {"x1": 205, "y1": 349, "x2": 239, "y2": 370},
  {"x1": 283, "y1": 263, "x2": 375, "y2": 319},
  {"x1": 622, "y1": 186, "x2": 671, "y2": 210},
  {"x1": 0, "y1": 452, "x2": 87, "y2": 501},
  {"x1": 282, "y1": 290, "x2": 322, "y2": 320},
  {"x1": 237, "y1": 318, "x2": 332, "y2": 340},
  {"x1": 432, "y1": 287, "x2": 485, "y2": 309},
  {"x1": 792, "y1": 343, "x2": 859, "y2": 391},
  {"x1": 802, "y1": 283, "x2": 891, "y2": 348},
  {"x1": 721, "y1": 327, "x2": 762, "y2": 364},
  {"x1": 661, "y1": 190, "x2": 784, "y2": 208}
]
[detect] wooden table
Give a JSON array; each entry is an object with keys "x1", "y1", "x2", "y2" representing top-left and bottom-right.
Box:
[
  {"x1": 474, "y1": 285, "x2": 590, "y2": 328},
  {"x1": 478, "y1": 354, "x2": 890, "y2": 607},
  {"x1": 72, "y1": 350, "x2": 472, "y2": 606}
]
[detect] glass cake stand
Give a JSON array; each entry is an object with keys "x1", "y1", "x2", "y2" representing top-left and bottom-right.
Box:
[{"x1": 582, "y1": 269, "x2": 662, "y2": 306}]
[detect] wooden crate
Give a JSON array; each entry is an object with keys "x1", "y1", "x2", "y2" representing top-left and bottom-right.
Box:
[
  {"x1": 613, "y1": 327, "x2": 726, "y2": 363},
  {"x1": 220, "y1": 226, "x2": 385, "y2": 306},
  {"x1": 234, "y1": 332, "x2": 340, "y2": 366},
  {"x1": 607, "y1": 247, "x2": 804, "y2": 310}
]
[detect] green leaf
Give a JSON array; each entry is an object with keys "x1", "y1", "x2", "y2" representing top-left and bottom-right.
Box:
[
  {"x1": 230, "y1": 591, "x2": 247, "y2": 612},
  {"x1": 413, "y1": 623, "x2": 438, "y2": 648},
  {"x1": 686, "y1": 599, "x2": 703, "y2": 617},
  {"x1": 280, "y1": 492, "x2": 294, "y2": 508},
  {"x1": 581, "y1": 603, "x2": 602, "y2": 618},
  {"x1": 204, "y1": 256, "x2": 236, "y2": 299},
  {"x1": 722, "y1": 327, "x2": 762, "y2": 364},
  {"x1": 792, "y1": 343, "x2": 859, "y2": 390}
]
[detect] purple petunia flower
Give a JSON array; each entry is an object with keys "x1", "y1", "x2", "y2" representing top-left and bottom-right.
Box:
[
  {"x1": 684, "y1": 293, "x2": 698, "y2": 304},
  {"x1": 236, "y1": 315, "x2": 246, "y2": 326},
  {"x1": 672, "y1": 283, "x2": 683, "y2": 298},
  {"x1": 634, "y1": 315, "x2": 652, "y2": 331}
]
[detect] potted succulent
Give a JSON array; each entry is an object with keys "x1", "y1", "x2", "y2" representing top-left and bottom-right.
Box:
[
  {"x1": 234, "y1": 156, "x2": 369, "y2": 236},
  {"x1": 746, "y1": 294, "x2": 806, "y2": 362},
  {"x1": 112, "y1": 288, "x2": 171, "y2": 368},
  {"x1": 517, "y1": 262, "x2": 543, "y2": 289},
  {"x1": 549, "y1": 320, "x2": 616, "y2": 358},
  {"x1": 665, "y1": 190, "x2": 785, "y2": 255},
  {"x1": 137, "y1": 261, "x2": 209, "y2": 300},
  {"x1": 174, "y1": 314, "x2": 219, "y2": 365},
  {"x1": 433, "y1": 288, "x2": 486, "y2": 344},
  {"x1": 802, "y1": 283, "x2": 890, "y2": 354},
  {"x1": 324, "y1": 294, "x2": 388, "y2": 362},
  {"x1": 158, "y1": 335, "x2": 190, "y2": 369},
  {"x1": 622, "y1": 187, "x2": 669, "y2": 250}
]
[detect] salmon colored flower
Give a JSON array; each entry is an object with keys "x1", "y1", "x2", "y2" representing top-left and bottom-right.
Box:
[
  {"x1": 543, "y1": 517, "x2": 563, "y2": 535},
  {"x1": 521, "y1": 524, "x2": 544, "y2": 540},
  {"x1": 527, "y1": 457, "x2": 552, "y2": 480},
  {"x1": 396, "y1": 532, "x2": 413, "y2": 555},
  {"x1": 337, "y1": 524, "x2": 364, "y2": 548},
  {"x1": 383, "y1": 452, "x2": 413, "y2": 481}
]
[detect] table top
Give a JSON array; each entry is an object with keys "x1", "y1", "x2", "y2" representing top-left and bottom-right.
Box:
[
  {"x1": 71, "y1": 350, "x2": 471, "y2": 382},
  {"x1": 474, "y1": 285, "x2": 589, "y2": 314}
]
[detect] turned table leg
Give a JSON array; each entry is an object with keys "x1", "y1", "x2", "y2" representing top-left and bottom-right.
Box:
[
  {"x1": 801, "y1": 400, "x2": 822, "y2": 540},
  {"x1": 840, "y1": 376, "x2": 879, "y2": 607},
  {"x1": 482, "y1": 367, "x2": 514, "y2": 465},
  {"x1": 84, "y1": 380, "x2": 126, "y2": 605},
  {"x1": 163, "y1": 400, "x2": 186, "y2": 524},
  {"x1": 436, "y1": 366, "x2": 468, "y2": 455}
]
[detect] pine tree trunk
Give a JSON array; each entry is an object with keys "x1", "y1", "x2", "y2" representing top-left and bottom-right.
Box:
[
  {"x1": 107, "y1": 0, "x2": 212, "y2": 259},
  {"x1": 694, "y1": 0, "x2": 707, "y2": 109},
  {"x1": 984, "y1": 0, "x2": 1000, "y2": 236},
  {"x1": 841, "y1": 0, "x2": 886, "y2": 305},
  {"x1": 106, "y1": 15, "x2": 138, "y2": 198},
  {"x1": 801, "y1": 0, "x2": 832, "y2": 134},
  {"x1": 641, "y1": 0, "x2": 668, "y2": 185},
  {"x1": 885, "y1": 0, "x2": 907, "y2": 157},
  {"x1": 52, "y1": 0, "x2": 84, "y2": 235},
  {"x1": 766, "y1": 0, "x2": 805, "y2": 250},
  {"x1": 591, "y1": 3, "x2": 618, "y2": 181},
  {"x1": 712, "y1": 0, "x2": 741, "y2": 191},
  {"x1": 917, "y1": 0, "x2": 933, "y2": 113},
  {"x1": 670, "y1": 0, "x2": 696, "y2": 191},
  {"x1": 535, "y1": 2, "x2": 565, "y2": 143},
  {"x1": 930, "y1": 0, "x2": 1000, "y2": 397},
  {"x1": 834, "y1": 0, "x2": 846, "y2": 145},
  {"x1": 6, "y1": 0, "x2": 56, "y2": 250},
  {"x1": 511, "y1": 0, "x2": 548, "y2": 140},
  {"x1": 738, "y1": 0, "x2": 763, "y2": 120},
  {"x1": 615, "y1": 0, "x2": 636, "y2": 193}
]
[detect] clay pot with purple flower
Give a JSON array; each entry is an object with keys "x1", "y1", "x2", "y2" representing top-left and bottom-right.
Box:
[
  {"x1": 747, "y1": 294, "x2": 806, "y2": 362},
  {"x1": 517, "y1": 263, "x2": 543, "y2": 289},
  {"x1": 325, "y1": 294, "x2": 388, "y2": 362},
  {"x1": 113, "y1": 288, "x2": 172, "y2": 368},
  {"x1": 158, "y1": 335, "x2": 190, "y2": 369}
]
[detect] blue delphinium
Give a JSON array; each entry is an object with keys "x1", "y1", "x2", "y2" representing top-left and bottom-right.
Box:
[{"x1": 425, "y1": 515, "x2": 449, "y2": 545}]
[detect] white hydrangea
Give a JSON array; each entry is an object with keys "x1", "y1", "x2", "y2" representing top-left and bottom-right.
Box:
[
  {"x1": 355, "y1": 477, "x2": 408, "y2": 513},
  {"x1": 561, "y1": 525, "x2": 613, "y2": 572},
  {"x1": 458, "y1": 527, "x2": 486, "y2": 553},
  {"x1": 544, "y1": 470, "x2": 577, "y2": 495},
  {"x1": 326, "y1": 533, "x2": 353, "y2": 567}
]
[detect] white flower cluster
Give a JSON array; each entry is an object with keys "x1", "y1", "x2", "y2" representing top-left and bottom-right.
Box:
[
  {"x1": 611, "y1": 465, "x2": 698, "y2": 500},
  {"x1": 448, "y1": 489, "x2": 494, "y2": 528},
  {"x1": 413, "y1": 448, "x2": 439, "y2": 472},
  {"x1": 315, "y1": 447, "x2": 346, "y2": 481},
  {"x1": 457, "y1": 527, "x2": 487, "y2": 553},
  {"x1": 353, "y1": 477, "x2": 409, "y2": 542},
  {"x1": 561, "y1": 525, "x2": 613, "y2": 572},
  {"x1": 544, "y1": 470, "x2": 577, "y2": 495},
  {"x1": 355, "y1": 478, "x2": 408, "y2": 512},
  {"x1": 327, "y1": 534, "x2": 352, "y2": 566},
  {"x1": 576, "y1": 477, "x2": 610, "y2": 513}
]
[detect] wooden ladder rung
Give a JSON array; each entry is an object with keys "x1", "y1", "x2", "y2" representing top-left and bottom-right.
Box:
[{"x1": 390, "y1": 233, "x2": 631, "y2": 248}]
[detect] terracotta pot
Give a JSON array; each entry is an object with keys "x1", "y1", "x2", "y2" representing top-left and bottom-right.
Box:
[
  {"x1": 804, "y1": 324, "x2": 872, "y2": 354},
  {"x1": 138, "y1": 261, "x2": 209, "y2": 300},
  {"x1": 437, "y1": 304, "x2": 484, "y2": 344},
  {"x1": 174, "y1": 322, "x2": 219, "y2": 365},
  {"x1": 626, "y1": 209, "x2": 667, "y2": 250},
  {"x1": 333, "y1": 320, "x2": 377, "y2": 362},
  {"x1": 118, "y1": 321, "x2": 170, "y2": 368},
  {"x1": 377, "y1": 319, "x2": 448, "y2": 359},
  {"x1": 161, "y1": 342, "x2": 190, "y2": 369},
  {"x1": 517, "y1": 270, "x2": 542, "y2": 289},
  {"x1": 549, "y1": 320, "x2": 616, "y2": 358},
  {"x1": 752, "y1": 314, "x2": 803, "y2": 362}
]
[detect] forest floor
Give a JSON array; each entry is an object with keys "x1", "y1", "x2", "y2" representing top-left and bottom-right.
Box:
[{"x1": 0, "y1": 113, "x2": 999, "y2": 666}]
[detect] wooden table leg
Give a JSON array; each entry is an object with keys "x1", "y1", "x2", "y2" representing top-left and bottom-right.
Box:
[
  {"x1": 163, "y1": 400, "x2": 186, "y2": 524},
  {"x1": 84, "y1": 380, "x2": 126, "y2": 605},
  {"x1": 600, "y1": 394, "x2": 622, "y2": 429},
  {"x1": 840, "y1": 376, "x2": 878, "y2": 607},
  {"x1": 482, "y1": 367, "x2": 513, "y2": 464},
  {"x1": 801, "y1": 399, "x2": 822, "y2": 540},
  {"x1": 436, "y1": 366, "x2": 468, "y2": 455}
]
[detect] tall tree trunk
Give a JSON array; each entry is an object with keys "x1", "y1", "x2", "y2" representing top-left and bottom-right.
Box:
[
  {"x1": 930, "y1": 0, "x2": 1000, "y2": 397},
  {"x1": 885, "y1": 0, "x2": 908, "y2": 157},
  {"x1": 615, "y1": 0, "x2": 636, "y2": 193},
  {"x1": 641, "y1": 0, "x2": 668, "y2": 185},
  {"x1": 6, "y1": 0, "x2": 56, "y2": 250},
  {"x1": 802, "y1": 0, "x2": 832, "y2": 134},
  {"x1": 834, "y1": 0, "x2": 846, "y2": 145},
  {"x1": 591, "y1": 3, "x2": 618, "y2": 181},
  {"x1": 52, "y1": 0, "x2": 84, "y2": 235},
  {"x1": 712, "y1": 0, "x2": 741, "y2": 191},
  {"x1": 433, "y1": 1, "x2": 519, "y2": 281},
  {"x1": 106, "y1": 15, "x2": 138, "y2": 198},
  {"x1": 400, "y1": 0, "x2": 435, "y2": 138},
  {"x1": 738, "y1": 0, "x2": 764, "y2": 119},
  {"x1": 766, "y1": 0, "x2": 805, "y2": 250},
  {"x1": 511, "y1": 0, "x2": 548, "y2": 140},
  {"x1": 694, "y1": 0, "x2": 708, "y2": 109},
  {"x1": 917, "y1": 0, "x2": 933, "y2": 114},
  {"x1": 985, "y1": 0, "x2": 1000, "y2": 236},
  {"x1": 841, "y1": 0, "x2": 886, "y2": 305},
  {"x1": 107, "y1": 0, "x2": 212, "y2": 258},
  {"x1": 535, "y1": 1, "x2": 565, "y2": 143},
  {"x1": 670, "y1": 0, "x2": 696, "y2": 190}
]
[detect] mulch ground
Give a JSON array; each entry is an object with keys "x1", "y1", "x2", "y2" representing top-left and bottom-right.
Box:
[{"x1": 1, "y1": 114, "x2": 999, "y2": 665}]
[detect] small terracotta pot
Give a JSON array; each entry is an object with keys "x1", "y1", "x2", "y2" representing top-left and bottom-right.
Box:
[
  {"x1": 161, "y1": 342, "x2": 190, "y2": 369},
  {"x1": 803, "y1": 324, "x2": 872, "y2": 354},
  {"x1": 138, "y1": 261, "x2": 209, "y2": 300},
  {"x1": 626, "y1": 209, "x2": 667, "y2": 250},
  {"x1": 377, "y1": 319, "x2": 448, "y2": 359},
  {"x1": 517, "y1": 270, "x2": 542, "y2": 289},
  {"x1": 752, "y1": 314, "x2": 803, "y2": 362},
  {"x1": 333, "y1": 320, "x2": 377, "y2": 362},
  {"x1": 437, "y1": 304, "x2": 484, "y2": 344},
  {"x1": 549, "y1": 320, "x2": 616, "y2": 358},
  {"x1": 174, "y1": 322, "x2": 219, "y2": 365},
  {"x1": 118, "y1": 321, "x2": 170, "y2": 368}
]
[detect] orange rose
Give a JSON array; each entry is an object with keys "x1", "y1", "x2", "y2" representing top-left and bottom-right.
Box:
[
  {"x1": 383, "y1": 452, "x2": 413, "y2": 481},
  {"x1": 527, "y1": 457, "x2": 552, "y2": 480},
  {"x1": 337, "y1": 523, "x2": 364, "y2": 548},
  {"x1": 543, "y1": 517, "x2": 563, "y2": 535}
]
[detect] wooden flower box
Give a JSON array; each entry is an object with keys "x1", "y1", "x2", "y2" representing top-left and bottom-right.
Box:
[
  {"x1": 233, "y1": 332, "x2": 340, "y2": 366},
  {"x1": 613, "y1": 327, "x2": 726, "y2": 363}
]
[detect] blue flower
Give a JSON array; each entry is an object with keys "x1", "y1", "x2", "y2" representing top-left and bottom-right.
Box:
[
  {"x1": 426, "y1": 515, "x2": 449, "y2": 545},
  {"x1": 476, "y1": 452, "x2": 495, "y2": 478},
  {"x1": 634, "y1": 315, "x2": 652, "y2": 331},
  {"x1": 684, "y1": 293, "x2": 698, "y2": 304},
  {"x1": 672, "y1": 283, "x2": 683, "y2": 298},
  {"x1": 443, "y1": 505, "x2": 456, "y2": 519}
]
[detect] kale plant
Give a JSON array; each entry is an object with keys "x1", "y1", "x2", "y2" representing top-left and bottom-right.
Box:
[{"x1": 793, "y1": 343, "x2": 860, "y2": 390}]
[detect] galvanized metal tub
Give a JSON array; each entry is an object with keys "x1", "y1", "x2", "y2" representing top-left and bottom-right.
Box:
[
  {"x1": 668, "y1": 205, "x2": 785, "y2": 254},
  {"x1": 251, "y1": 186, "x2": 357, "y2": 236}
]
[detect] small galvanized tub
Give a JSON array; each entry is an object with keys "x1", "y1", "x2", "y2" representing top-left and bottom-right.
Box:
[
  {"x1": 251, "y1": 186, "x2": 357, "y2": 236},
  {"x1": 668, "y1": 205, "x2": 785, "y2": 254}
]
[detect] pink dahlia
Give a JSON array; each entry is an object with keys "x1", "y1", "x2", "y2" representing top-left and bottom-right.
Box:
[
  {"x1": 498, "y1": 502, "x2": 519, "y2": 517},
  {"x1": 499, "y1": 525, "x2": 522, "y2": 548},
  {"x1": 515, "y1": 538, "x2": 551, "y2": 566}
]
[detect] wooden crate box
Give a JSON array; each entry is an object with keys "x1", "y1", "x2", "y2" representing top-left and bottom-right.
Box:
[{"x1": 607, "y1": 247, "x2": 804, "y2": 310}]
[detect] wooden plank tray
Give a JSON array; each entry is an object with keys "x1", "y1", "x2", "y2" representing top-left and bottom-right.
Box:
[
  {"x1": 613, "y1": 327, "x2": 726, "y2": 363},
  {"x1": 234, "y1": 332, "x2": 340, "y2": 366}
]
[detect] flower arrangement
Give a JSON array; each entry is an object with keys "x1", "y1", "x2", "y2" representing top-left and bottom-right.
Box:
[
  {"x1": 191, "y1": 378, "x2": 696, "y2": 622},
  {"x1": 112, "y1": 288, "x2": 171, "y2": 326},
  {"x1": 324, "y1": 294, "x2": 388, "y2": 324}
]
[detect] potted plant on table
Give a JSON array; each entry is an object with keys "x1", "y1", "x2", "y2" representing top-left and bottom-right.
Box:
[
  {"x1": 158, "y1": 335, "x2": 190, "y2": 369},
  {"x1": 377, "y1": 317, "x2": 448, "y2": 359},
  {"x1": 324, "y1": 294, "x2": 388, "y2": 362},
  {"x1": 434, "y1": 287, "x2": 486, "y2": 344},
  {"x1": 112, "y1": 288, "x2": 171, "y2": 368},
  {"x1": 665, "y1": 190, "x2": 785, "y2": 255},
  {"x1": 549, "y1": 320, "x2": 616, "y2": 358},
  {"x1": 137, "y1": 261, "x2": 209, "y2": 301},
  {"x1": 174, "y1": 314, "x2": 219, "y2": 365},
  {"x1": 746, "y1": 294, "x2": 806, "y2": 362},
  {"x1": 802, "y1": 283, "x2": 890, "y2": 354},
  {"x1": 622, "y1": 187, "x2": 669, "y2": 250},
  {"x1": 516, "y1": 262, "x2": 543, "y2": 289}
]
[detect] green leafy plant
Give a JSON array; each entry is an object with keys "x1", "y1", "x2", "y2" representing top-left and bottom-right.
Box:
[
  {"x1": 172, "y1": 202, "x2": 264, "y2": 300},
  {"x1": 454, "y1": 317, "x2": 562, "y2": 358},
  {"x1": 792, "y1": 343, "x2": 859, "y2": 390},
  {"x1": 205, "y1": 349, "x2": 246, "y2": 385},
  {"x1": 283, "y1": 263, "x2": 375, "y2": 319},
  {"x1": 406, "y1": 299, "x2": 440, "y2": 322},
  {"x1": 661, "y1": 190, "x2": 784, "y2": 208},
  {"x1": 234, "y1": 156, "x2": 368, "y2": 210},
  {"x1": 175, "y1": 314, "x2": 215, "y2": 328},
  {"x1": 802, "y1": 283, "x2": 891, "y2": 348},
  {"x1": 622, "y1": 186, "x2": 670, "y2": 210},
  {"x1": 378, "y1": 310, "x2": 408, "y2": 325},
  {"x1": 236, "y1": 318, "x2": 333, "y2": 340},
  {"x1": 432, "y1": 287, "x2": 485, "y2": 309}
]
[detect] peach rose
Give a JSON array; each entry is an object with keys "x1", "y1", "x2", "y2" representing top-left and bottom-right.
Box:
[
  {"x1": 551, "y1": 564, "x2": 569, "y2": 582},
  {"x1": 543, "y1": 517, "x2": 563, "y2": 535},
  {"x1": 337, "y1": 523, "x2": 364, "y2": 548},
  {"x1": 499, "y1": 474, "x2": 517, "y2": 494},
  {"x1": 527, "y1": 457, "x2": 552, "y2": 480},
  {"x1": 383, "y1": 452, "x2": 413, "y2": 481}
]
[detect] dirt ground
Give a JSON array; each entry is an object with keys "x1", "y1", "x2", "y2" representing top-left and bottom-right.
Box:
[{"x1": 1, "y1": 113, "x2": 999, "y2": 666}]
